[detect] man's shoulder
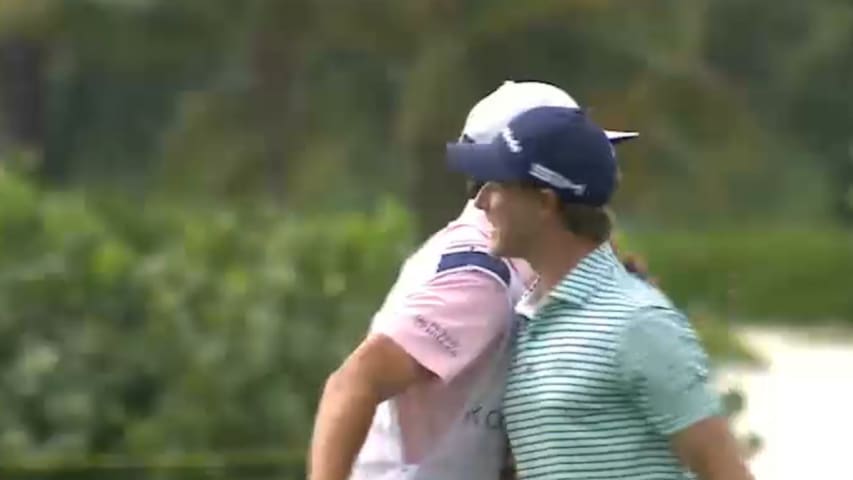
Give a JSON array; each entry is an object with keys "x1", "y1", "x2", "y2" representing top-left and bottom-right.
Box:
[
  {"x1": 439, "y1": 220, "x2": 492, "y2": 253},
  {"x1": 383, "y1": 220, "x2": 508, "y2": 304},
  {"x1": 422, "y1": 218, "x2": 513, "y2": 285},
  {"x1": 612, "y1": 280, "x2": 695, "y2": 350},
  {"x1": 598, "y1": 269, "x2": 677, "y2": 311},
  {"x1": 544, "y1": 270, "x2": 680, "y2": 330},
  {"x1": 400, "y1": 220, "x2": 492, "y2": 274}
]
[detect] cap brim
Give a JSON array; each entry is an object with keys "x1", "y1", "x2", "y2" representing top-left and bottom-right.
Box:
[
  {"x1": 605, "y1": 130, "x2": 640, "y2": 144},
  {"x1": 446, "y1": 141, "x2": 522, "y2": 183}
]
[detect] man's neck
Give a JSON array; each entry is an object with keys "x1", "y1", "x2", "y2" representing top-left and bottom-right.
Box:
[{"x1": 527, "y1": 232, "x2": 601, "y2": 297}]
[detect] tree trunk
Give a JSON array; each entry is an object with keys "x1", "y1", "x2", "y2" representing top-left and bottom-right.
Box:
[
  {"x1": 0, "y1": 35, "x2": 45, "y2": 158},
  {"x1": 397, "y1": 38, "x2": 474, "y2": 239},
  {"x1": 247, "y1": 0, "x2": 314, "y2": 201},
  {"x1": 410, "y1": 136, "x2": 468, "y2": 238}
]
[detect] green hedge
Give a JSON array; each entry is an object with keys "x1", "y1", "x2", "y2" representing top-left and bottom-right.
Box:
[
  {"x1": 0, "y1": 169, "x2": 412, "y2": 477},
  {"x1": 622, "y1": 229, "x2": 853, "y2": 323},
  {"x1": 0, "y1": 167, "x2": 840, "y2": 476}
]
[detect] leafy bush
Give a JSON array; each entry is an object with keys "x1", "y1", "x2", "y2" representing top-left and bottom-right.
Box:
[
  {"x1": 691, "y1": 310, "x2": 758, "y2": 365},
  {"x1": 5, "y1": 169, "x2": 832, "y2": 476},
  {"x1": 0, "y1": 169, "x2": 412, "y2": 478},
  {"x1": 620, "y1": 229, "x2": 853, "y2": 323}
]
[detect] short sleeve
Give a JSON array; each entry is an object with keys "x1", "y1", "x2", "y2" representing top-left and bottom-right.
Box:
[
  {"x1": 617, "y1": 307, "x2": 723, "y2": 435},
  {"x1": 373, "y1": 268, "x2": 511, "y2": 383}
]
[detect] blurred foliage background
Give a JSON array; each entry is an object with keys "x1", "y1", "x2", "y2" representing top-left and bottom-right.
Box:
[{"x1": 0, "y1": 0, "x2": 851, "y2": 478}]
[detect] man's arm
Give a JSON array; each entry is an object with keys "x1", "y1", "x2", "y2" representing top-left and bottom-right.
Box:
[
  {"x1": 308, "y1": 334, "x2": 431, "y2": 480},
  {"x1": 670, "y1": 416, "x2": 754, "y2": 480},
  {"x1": 618, "y1": 308, "x2": 753, "y2": 480},
  {"x1": 499, "y1": 441, "x2": 516, "y2": 480},
  {"x1": 308, "y1": 269, "x2": 511, "y2": 480}
]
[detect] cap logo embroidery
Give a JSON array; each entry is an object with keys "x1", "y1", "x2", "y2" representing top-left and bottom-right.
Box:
[
  {"x1": 501, "y1": 127, "x2": 523, "y2": 153},
  {"x1": 529, "y1": 163, "x2": 587, "y2": 195}
]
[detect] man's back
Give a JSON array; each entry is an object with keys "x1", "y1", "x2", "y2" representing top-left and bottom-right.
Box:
[{"x1": 352, "y1": 201, "x2": 531, "y2": 479}]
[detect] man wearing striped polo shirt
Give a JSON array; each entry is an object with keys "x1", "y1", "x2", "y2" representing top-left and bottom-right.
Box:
[{"x1": 446, "y1": 106, "x2": 753, "y2": 479}]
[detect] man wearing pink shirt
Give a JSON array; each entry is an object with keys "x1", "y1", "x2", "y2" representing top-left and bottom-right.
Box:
[{"x1": 308, "y1": 81, "x2": 639, "y2": 480}]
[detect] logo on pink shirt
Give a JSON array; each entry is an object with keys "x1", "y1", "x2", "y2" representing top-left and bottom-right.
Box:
[{"x1": 413, "y1": 314, "x2": 460, "y2": 357}]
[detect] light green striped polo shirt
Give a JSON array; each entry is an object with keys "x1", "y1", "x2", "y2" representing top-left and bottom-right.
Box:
[{"x1": 504, "y1": 242, "x2": 722, "y2": 480}]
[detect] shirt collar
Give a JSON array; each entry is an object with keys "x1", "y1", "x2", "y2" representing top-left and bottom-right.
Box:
[
  {"x1": 456, "y1": 201, "x2": 617, "y2": 308},
  {"x1": 548, "y1": 241, "x2": 619, "y2": 306}
]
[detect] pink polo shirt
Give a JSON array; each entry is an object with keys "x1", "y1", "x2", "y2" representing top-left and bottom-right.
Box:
[{"x1": 370, "y1": 201, "x2": 534, "y2": 462}]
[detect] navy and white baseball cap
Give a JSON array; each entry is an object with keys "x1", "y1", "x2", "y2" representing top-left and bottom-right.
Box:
[
  {"x1": 460, "y1": 80, "x2": 639, "y2": 145},
  {"x1": 448, "y1": 106, "x2": 619, "y2": 207}
]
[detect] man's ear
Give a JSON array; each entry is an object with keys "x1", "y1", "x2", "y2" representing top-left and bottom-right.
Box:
[{"x1": 537, "y1": 188, "x2": 562, "y2": 220}]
